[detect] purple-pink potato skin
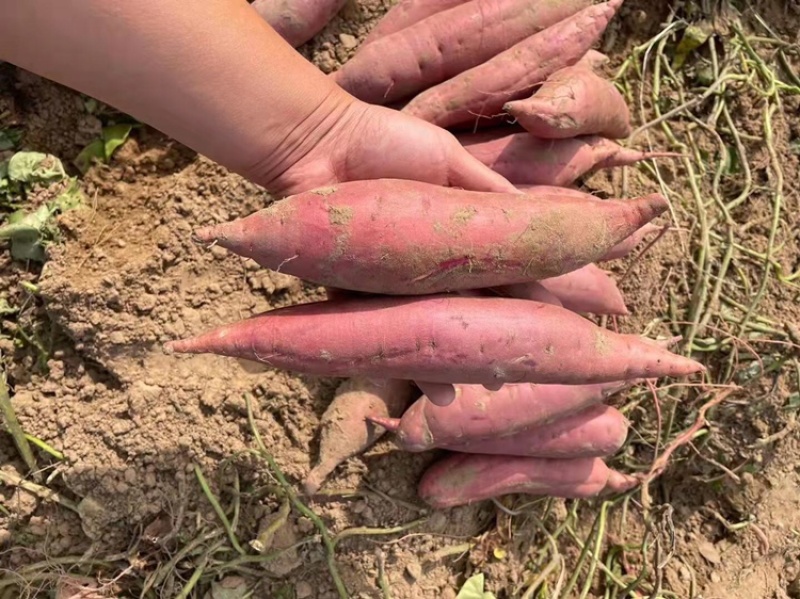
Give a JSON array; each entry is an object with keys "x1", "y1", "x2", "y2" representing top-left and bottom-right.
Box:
[
  {"x1": 252, "y1": 0, "x2": 346, "y2": 47},
  {"x1": 418, "y1": 453, "x2": 637, "y2": 508},
  {"x1": 374, "y1": 378, "x2": 635, "y2": 451},
  {"x1": 362, "y1": 0, "x2": 472, "y2": 46},
  {"x1": 504, "y1": 65, "x2": 631, "y2": 139},
  {"x1": 438, "y1": 404, "x2": 629, "y2": 458},
  {"x1": 165, "y1": 295, "x2": 705, "y2": 386},
  {"x1": 193, "y1": 179, "x2": 667, "y2": 296},
  {"x1": 403, "y1": 0, "x2": 624, "y2": 127},
  {"x1": 460, "y1": 133, "x2": 672, "y2": 187},
  {"x1": 335, "y1": 0, "x2": 591, "y2": 104}
]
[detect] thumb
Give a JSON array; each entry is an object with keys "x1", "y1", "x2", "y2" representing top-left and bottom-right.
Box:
[{"x1": 447, "y1": 145, "x2": 520, "y2": 194}]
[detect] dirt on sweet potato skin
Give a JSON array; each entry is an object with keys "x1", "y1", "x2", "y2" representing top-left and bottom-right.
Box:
[{"x1": 1, "y1": 0, "x2": 800, "y2": 598}]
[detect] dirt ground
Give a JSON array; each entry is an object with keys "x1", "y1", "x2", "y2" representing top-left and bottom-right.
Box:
[{"x1": 2, "y1": 0, "x2": 800, "y2": 598}]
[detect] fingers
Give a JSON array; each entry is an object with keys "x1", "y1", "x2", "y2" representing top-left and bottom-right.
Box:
[
  {"x1": 415, "y1": 381, "x2": 456, "y2": 406},
  {"x1": 446, "y1": 144, "x2": 520, "y2": 194}
]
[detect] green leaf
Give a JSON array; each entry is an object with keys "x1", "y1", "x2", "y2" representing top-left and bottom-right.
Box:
[
  {"x1": 0, "y1": 177, "x2": 83, "y2": 262},
  {"x1": 74, "y1": 124, "x2": 133, "y2": 173},
  {"x1": 7, "y1": 152, "x2": 66, "y2": 184},
  {"x1": 0, "y1": 297, "x2": 16, "y2": 315},
  {"x1": 0, "y1": 127, "x2": 22, "y2": 152},
  {"x1": 102, "y1": 123, "x2": 132, "y2": 160},
  {"x1": 672, "y1": 23, "x2": 713, "y2": 70},
  {"x1": 457, "y1": 573, "x2": 497, "y2": 599},
  {"x1": 74, "y1": 139, "x2": 105, "y2": 174}
]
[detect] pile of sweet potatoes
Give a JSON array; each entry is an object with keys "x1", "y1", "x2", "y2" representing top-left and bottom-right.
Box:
[{"x1": 172, "y1": 0, "x2": 700, "y2": 509}]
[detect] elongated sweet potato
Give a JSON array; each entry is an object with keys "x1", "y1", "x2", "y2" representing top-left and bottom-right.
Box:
[
  {"x1": 425, "y1": 404, "x2": 629, "y2": 458},
  {"x1": 165, "y1": 295, "x2": 704, "y2": 387},
  {"x1": 370, "y1": 379, "x2": 637, "y2": 451},
  {"x1": 304, "y1": 377, "x2": 415, "y2": 495},
  {"x1": 252, "y1": 0, "x2": 346, "y2": 47},
  {"x1": 418, "y1": 453, "x2": 638, "y2": 508},
  {"x1": 193, "y1": 179, "x2": 667, "y2": 295},
  {"x1": 402, "y1": 0, "x2": 623, "y2": 127},
  {"x1": 460, "y1": 133, "x2": 678, "y2": 186},
  {"x1": 601, "y1": 223, "x2": 665, "y2": 261},
  {"x1": 362, "y1": 0, "x2": 472, "y2": 46},
  {"x1": 497, "y1": 264, "x2": 628, "y2": 315},
  {"x1": 505, "y1": 65, "x2": 631, "y2": 139},
  {"x1": 335, "y1": 0, "x2": 591, "y2": 105}
]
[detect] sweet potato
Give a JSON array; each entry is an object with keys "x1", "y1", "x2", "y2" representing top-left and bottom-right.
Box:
[
  {"x1": 576, "y1": 49, "x2": 610, "y2": 70},
  {"x1": 459, "y1": 133, "x2": 678, "y2": 186},
  {"x1": 193, "y1": 179, "x2": 668, "y2": 295},
  {"x1": 370, "y1": 379, "x2": 637, "y2": 451},
  {"x1": 505, "y1": 65, "x2": 631, "y2": 139},
  {"x1": 418, "y1": 453, "x2": 638, "y2": 508},
  {"x1": 402, "y1": 0, "x2": 623, "y2": 127},
  {"x1": 601, "y1": 223, "x2": 665, "y2": 261},
  {"x1": 303, "y1": 377, "x2": 415, "y2": 494},
  {"x1": 252, "y1": 0, "x2": 346, "y2": 47},
  {"x1": 362, "y1": 0, "x2": 472, "y2": 46},
  {"x1": 165, "y1": 294, "x2": 704, "y2": 387},
  {"x1": 334, "y1": 0, "x2": 591, "y2": 105},
  {"x1": 497, "y1": 264, "x2": 628, "y2": 315},
  {"x1": 422, "y1": 404, "x2": 629, "y2": 458}
]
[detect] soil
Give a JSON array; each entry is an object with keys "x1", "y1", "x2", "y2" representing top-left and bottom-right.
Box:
[{"x1": 1, "y1": 1, "x2": 800, "y2": 598}]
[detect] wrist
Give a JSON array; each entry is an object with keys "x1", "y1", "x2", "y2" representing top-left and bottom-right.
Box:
[{"x1": 245, "y1": 86, "x2": 365, "y2": 196}]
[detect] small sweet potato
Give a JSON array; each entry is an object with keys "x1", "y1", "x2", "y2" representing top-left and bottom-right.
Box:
[
  {"x1": 304, "y1": 377, "x2": 415, "y2": 494},
  {"x1": 362, "y1": 0, "x2": 473, "y2": 47},
  {"x1": 252, "y1": 0, "x2": 347, "y2": 47},
  {"x1": 576, "y1": 49, "x2": 610, "y2": 70},
  {"x1": 459, "y1": 132, "x2": 678, "y2": 186},
  {"x1": 402, "y1": 0, "x2": 623, "y2": 127},
  {"x1": 370, "y1": 379, "x2": 636, "y2": 451},
  {"x1": 601, "y1": 223, "x2": 665, "y2": 261},
  {"x1": 193, "y1": 179, "x2": 668, "y2": 296},
  {"x1": 165, "y1": 294, "x2": 704, "y2": 387},
  {"x1": 497, "y1": 264, "x2": 628, "y2": 315},
  {"x1": 418, "y1": 453, "x2": 638, "y2": 508},
  {"x1": 427, "y1": 404, "x2": 629, "y2": 458},
  {"x1": 505, "y1": 65, "x2": 631, "y2": 139},
  {"x1": 334, "y1": 0, "x2": 591, "y2": 105}
]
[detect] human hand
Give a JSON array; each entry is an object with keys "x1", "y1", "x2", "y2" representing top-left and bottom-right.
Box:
[{"x1": 259, "y1": 99, "x2": 518, "y2": 198}]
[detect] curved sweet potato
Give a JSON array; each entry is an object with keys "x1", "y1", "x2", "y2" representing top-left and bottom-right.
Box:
[
  {"x1": 252, "y1": 0, "x2": 346, "y2": 47},
  {"x1": 601, "y1": 223, "x2": 665, "y2": 261},
  {"x1": 430, "y1": 404, "x2": 629, "y2": 458},
  {"x1": 371, "y1": 380, "x2": 636, "y2": 451},
  {"x1": 402, "y1": 0, "x2": 623, "y2": 127},
  {"x1": 193, "y1": 179, "x2": 667, "y2": 296},
  {"x1": 418, "y1": 453, "x2": 638, "y2": 508},
  {"x1": 362, "y1": 0, "x2": 474, "y2": 46},
  {"x1": 335, "y1": 0, "x2": 590, "y2": 105},
  {"x1": 505, "y1": 65, "x2": 631, "y2": 139},
  {"x1": 165, "y1": 294, "x2": 704, "y2": 387},
  {"x1": 460, "y1": 133, "x2": 677, "y2": 187},
  {"x1": 304, "y1": 377, "x2": 415, "y2": 494}
]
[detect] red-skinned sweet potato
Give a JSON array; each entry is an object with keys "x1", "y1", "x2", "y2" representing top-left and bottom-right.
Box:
[
  {"x1": 335, "y1": 0, "x2": 591, "y2": 105},
  {"x1": 304, "y1": 377, "x2": 415, "y2": 494},
  {"x1": 416, "y1": 404, "x2": 629, "y2": 458},
  {"x1": 362, "y1": 0, "x2": 472, "y2": 46},
  {"x1": 497, "y1": 264, "x2": 628, "y2": 315},
  {"x1": 601, "y1": 223, "x2": 665, "y2": 261},
  {"x1": 370, "y1": 379, "x2": 637, "y2": 451},
  {"x1": 576, "y1": 49, "x2": 610, "y2": 70},
  {"x1": 252, "y1": 0, "x2": 346, "y2": 47},
  {"x1": 460, "y1": 132, "x2": 678, "y2": 186},
  {"x1": 165, "y1": 295, "x2": 704, "y2": 387},
  {"x1": 402, "y1": 0, "x2": 623, "y2": 127},
  {"x1": 418, "y1": 453, "x2": 638, "y2": 508},
  {"x1": 505, "y1": 65, "x2": 631, "y2": 139},
  {"x1": 193, "y1": 179, "x2": 667, "y2": 296}
]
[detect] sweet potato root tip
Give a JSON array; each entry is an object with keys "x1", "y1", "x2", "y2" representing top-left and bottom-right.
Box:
[
  {"x1": 604, "y1": 469, "x2": 639, "y2": 494},
  {"x1": 365, "y1": 416, "x2": 401, "y2": 432}
]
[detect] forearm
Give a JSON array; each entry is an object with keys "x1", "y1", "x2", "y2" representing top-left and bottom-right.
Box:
[{"x1": 0, "y1": 0, "x2": 354, "y2": 188}]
